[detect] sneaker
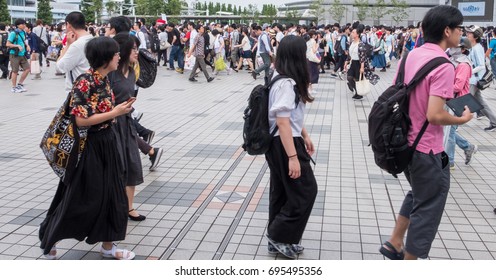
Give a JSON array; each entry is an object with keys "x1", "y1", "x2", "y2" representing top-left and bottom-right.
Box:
[
  {"x1": 188, "y1": 77, "x2": 198, "y2": 82},
  {"x1": 251, "y1": 71, "x2": 259, "y2": 80},
  {"x1": 266, "y1": 235, "x2": 296, "y2": 259},
  {"x1": 484, "y1": 125, "x2": 496, "y2": 132},
  {"x1": 449, "y1": 163, "x2": 455, "y2": 170},
  {"x1": 149, "y1": 147, "x2": 163, "y2": 171},
  {"x1": 464, "y1": 144, "x2": 478, "y2": 165},
  {"x1": 476, "y1": 113, "x2": 486, "y2": 120},
  {"x1": 337, "y1": 71, "x2": 343, "y2": 80},
  {"x1": 268, "y1": 242, "x2": 304, "y2": 255},
  {"x1": 175, "y1": 68, "x2": 184, "y2": 74},
  {"x1": 207, "y1": 77, "x2": 214, "y2": 83},
  {"x1": 16, "y1": 84, "x2": 27, "y2": 92},
  {"x1": 143, "y1": 130, "x2": 155, "y2": 145},
  {"x1": 11, "y1": 86, "x2": 22, "y2": 93}
]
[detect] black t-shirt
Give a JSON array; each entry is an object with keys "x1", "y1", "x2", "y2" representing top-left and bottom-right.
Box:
[{"x1": 172, "y1": 28, "x2": 181, "y2": 46}]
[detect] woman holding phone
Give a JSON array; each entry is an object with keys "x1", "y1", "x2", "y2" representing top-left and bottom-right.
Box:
[
  {"x1": 109, "y1": 32, "x2": 146, "y2": 222},
  {"x1": 39, "y1": 36, "x2": 136, "y2": 260}
]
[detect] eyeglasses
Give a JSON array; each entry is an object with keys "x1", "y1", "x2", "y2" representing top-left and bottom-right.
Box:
[
  {"x1": 114, "y1": 52, "x2": 120, "y2": 57},
  {"x1": 456, "y1": 25, "x2": 464, "y2": 31}
]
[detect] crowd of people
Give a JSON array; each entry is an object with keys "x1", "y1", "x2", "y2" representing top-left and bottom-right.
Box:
[{"x1": 1, "y1": 4, "x2": 496, "y2": 261}]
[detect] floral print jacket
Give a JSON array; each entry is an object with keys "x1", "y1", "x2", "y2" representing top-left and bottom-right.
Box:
[{"x1": 70, "y1": 69, "x2": 115, "y2": 131}]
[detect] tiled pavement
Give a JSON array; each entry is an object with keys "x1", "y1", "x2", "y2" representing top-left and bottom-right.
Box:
[{"x1": 1, "y1": 59, "x2": 496, "y2": 260}]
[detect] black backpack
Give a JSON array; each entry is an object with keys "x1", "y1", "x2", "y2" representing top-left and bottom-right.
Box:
[
  {"x1": 150, "y1": 31, "x2": 160, "y2": 52},
  {"x1": 0, "y1": 32, "x2": 8, "y2": 55},
  {"x1": 242, "y1": 75, "x2": 296, "y2": 155},
  {"x1": 136, "y1": 49, "x2": 157, "y2": 88},
  {"x1": 368, "y1": 52, "x2": 452, "y2": 177}
]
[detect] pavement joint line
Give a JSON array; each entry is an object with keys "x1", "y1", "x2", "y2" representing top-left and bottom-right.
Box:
[
  {"x1": 159, "y1": 150, "x2": 246, "y2": 260},
  {"x1": 212, "y1": 157, "x2": 270, "y2": 260}
]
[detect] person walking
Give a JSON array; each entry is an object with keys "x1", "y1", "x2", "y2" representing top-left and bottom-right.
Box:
[
  {"x1": 233, "y1": 27, "x2": 254, "y2": 72},
  {"x1": 379, "y1": 5, "x2": 473, "y2": 260},
  {"x1": 6, "y1": 19, "x2": 31, "y2": 93},
  {"x1": 265, "y1": 35, "x2": 318, "y2": 259},
  {"x1": 346, "y1": 25, "x2": 380, "y2": 101},
  {"x1": 466, "y1": 25, "x2": 496, "y2": 131},
  {"x1": 252, "y1": 24, "x2": 273, "y2": 84},
  {"x1": 187, "y1": 25, "x2": 214, "y2": 83},
  {"x1": 39, "y1": 36, "x2": 136, "y2": 260},
  {"x1": 109, "y1": 33, "x2": 148, "y2": 222},
  {"x1": 33, "y1": 19, "x2": 49, "y2": 67},
  {"x1": 445, "y1": 38, "x2": 478, "y2": 169},
  {"x1": 0, "y1": 23, "x2": 8, "y2": 79}
]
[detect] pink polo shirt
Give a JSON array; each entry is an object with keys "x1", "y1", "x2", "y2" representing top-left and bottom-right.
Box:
[{"x1": 399, "y1": 43, "x2": 455, "y2": 154}]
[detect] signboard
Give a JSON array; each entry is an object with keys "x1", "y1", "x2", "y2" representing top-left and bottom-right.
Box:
[
  {"x1": 452, "y1": 0, "x2": 494, "y2": 21},
  {"x1": 459, "y1": 2, "x2": 485, "y2": 17}
]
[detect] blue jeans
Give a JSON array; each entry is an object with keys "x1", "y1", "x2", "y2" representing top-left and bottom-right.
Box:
[
  {"x1": 169, "y1": 45, "x2": 184, "y2": 70},
  {"x1": 491, "y1": 57, "x2": 496, "y2": 78},
  {"x1": 446, "y1": 125, "x2": 470, "y2": 165}
]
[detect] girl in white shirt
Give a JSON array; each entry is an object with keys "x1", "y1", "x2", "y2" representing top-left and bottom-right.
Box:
[
  {"x1": 233, "y1": 27, "x2": 254, "y2": 72},
  {"x1": 265, "y1": 35, "x2": 317, "y2": 260}
]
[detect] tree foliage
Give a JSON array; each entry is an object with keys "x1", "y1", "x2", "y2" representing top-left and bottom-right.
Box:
[
  {"x1": 329, "y1": 0, "x2": 346, "y2": 24},
  {"x1": 37, "y1": 0, "x2": 53, "y2": 24},
  {"x1": 309, "y1": 0, "x2": 326, "y2": 24},
  {"x1": 370, "y1": 0, "x2": 390, "y2": 24},
  {"x1": 0, "y1": 0, "x2": 8, "y2": 24},
  {"x1": 390, "y1": 0, "x2": 409, "y2": 25},
  {"x1": 354, "y1": 0, "x2": 368, "y2": 22}
]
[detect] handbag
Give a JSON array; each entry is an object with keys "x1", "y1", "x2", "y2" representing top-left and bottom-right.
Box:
[
  {"x1": 214, "y1": 54, "x2": 227, "y2": 71},
  {"x1": 40, "y1": 90, "x2": 87, "y2": 184},
  {"x1": 160, "y1": 40, "x2": 171, "y2": 50},
  {"x1": 46, "y1": 45, "x2": 60, "y2": 61},
  {"x1": 38, "y1": 28, "x2": 48, "y2": 53},
  {"x1": 476, "y1": 65, "x2": 494, "y2": 90},
  {"x1": 307, "y1": 50, "x2": 321, "y2": 63},
  {"x1": 356, "y1": 74, "x2": 371, "y2": 96},
  {"x1": 30, "y1": 59, "x2": 41, "y2": 74}
]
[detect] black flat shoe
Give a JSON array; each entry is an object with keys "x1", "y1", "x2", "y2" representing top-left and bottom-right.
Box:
[{"x1": 128, "y1": 209, "x2": 146, "y2": 221}]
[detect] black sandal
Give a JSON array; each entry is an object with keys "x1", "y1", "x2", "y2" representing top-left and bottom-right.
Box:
[{"x1": 379, "y1": 241, "x2": 404, "y2": 260}]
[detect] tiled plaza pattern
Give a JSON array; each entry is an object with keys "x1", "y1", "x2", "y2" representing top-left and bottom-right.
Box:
[{"x1": 1, "y1": 59, "x2": 496, "y2": 260}]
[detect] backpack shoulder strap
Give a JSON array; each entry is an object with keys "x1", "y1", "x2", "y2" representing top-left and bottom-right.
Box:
[
  {"x1": 395, "y1": 51, "x2": 409, "y2": 85},
  {"x1": 406, "y1": 56, "x2": 452, "y2": 90}
]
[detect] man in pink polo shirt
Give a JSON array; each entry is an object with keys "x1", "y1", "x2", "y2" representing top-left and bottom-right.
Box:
[{"x1": 379, "y1": 5, "x2": 473, "y2": 260}]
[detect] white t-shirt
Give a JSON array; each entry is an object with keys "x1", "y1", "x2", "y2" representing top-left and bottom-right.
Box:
[
  {"x1": 56, "y1": 35, "x2": 93, "y2": 93},
  {"x1": 190, "y1": 29, "x2": 198, "y2": 48},
  {"x1": 349, "y1": 41, "x2": 359, "y2": 61},
  {"x1": 276, "y1": 32, "x2": 284, "y2": 43},
  {"x1": 241, "y1": 36, "x2": 251, "y2": 51},
  {"x1": 269, "y1": 73, "x2": 305, "y2": 137},
  {"x1": 137, "y1": 31, "x2": 147, "y2": 49}
]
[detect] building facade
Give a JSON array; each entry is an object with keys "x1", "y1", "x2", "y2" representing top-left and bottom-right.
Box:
[{"x1": 278, "y1": 0, "x2": 496, "y2": 27}]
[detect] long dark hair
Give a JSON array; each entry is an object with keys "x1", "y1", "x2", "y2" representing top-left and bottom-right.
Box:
[
  {"x1": 275, "y1": 35, "x2": 313, "y2": 103},
  {"x1": 113, "y1": 32, "x2": 139, "y2": 75}
]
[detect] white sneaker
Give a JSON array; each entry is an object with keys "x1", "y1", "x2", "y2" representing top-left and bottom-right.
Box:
[
  {"x1": 11, "y1": 86, "x2": 22, "y2": 93},
  {"x1": 16, "y1": 84, "x2": 27, "y2": 92}
]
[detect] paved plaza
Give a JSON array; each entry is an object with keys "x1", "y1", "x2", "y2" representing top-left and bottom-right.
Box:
[{"x1": 1, "y1": 60, "x2": 496, "y2": 260}]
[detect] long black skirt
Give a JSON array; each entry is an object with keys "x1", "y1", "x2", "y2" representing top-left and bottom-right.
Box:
[
  {"x1": 113, "y1": 114, "x2": 143, "y2": 186},
  {"x1": 39, "y1": 127, "x2": 128, "y2": 255},
  {"x1": 308, "y1": 60, "x2": 320, "y2": 84}
]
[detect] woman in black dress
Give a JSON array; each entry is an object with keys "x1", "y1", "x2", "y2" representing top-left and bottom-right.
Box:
[
  {"x1": 39, "y1": 37, "x2": 136, "y2": 260},
  {"x1": 109, "y1": 33, "x2": 146, "y2": 222}
]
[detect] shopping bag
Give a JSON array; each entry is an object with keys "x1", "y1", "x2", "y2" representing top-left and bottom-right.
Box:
[
  {"x1": 31, "y1": 59, "x2": 41, "y2": 75},
  {"x1": 184, "y1": 56, "x2": 196, "y2": 70},
  {"x1": 214, "y1": 55, "x2": 226, "y2": 71},
  {"x1": 356, "y1": 74, "x2": 371, "y2": 96}
]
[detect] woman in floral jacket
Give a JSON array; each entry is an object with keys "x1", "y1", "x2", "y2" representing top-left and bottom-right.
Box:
[
  {"x1": 347, "y1": 25, "x2": 380, "y2": 100},
  {"x1": 39, "y1": 37, "x2": 136, "y2": 260}
]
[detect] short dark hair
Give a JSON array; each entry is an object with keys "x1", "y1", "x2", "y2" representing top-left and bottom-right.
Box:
[
  {"x1": 26, "y1": 23, "x2": 33, "y2": 30},
  {"x1": 85, "y1": 36, "x2": 119, "y2": 70},
  {"x1": 109, "y1": 16, "x2": 131, "y2": 33},
  {"x1": 230, "y1": 23, "x2": 237, "y2": 29},
  {"x1": 135, "y1": 21, "x2": 142, "y2": 28},
  {"x1": 65, "y1": 11, "x2": 86, "y2": 30},
  {"x1": 0, "y1": 23, "x2": 5, "y2": 31},
  {"x1": 253, "y1": 25, "x2": 262, "y2": 31},
  {"x1": 14, "y1": 19, "x2": 26, "y2": 26},
  {"x1": 211, "y1": 29, "x2": 219, "y2": 36},
  {"x1": 422, "y1": 5, "x2": 463, "y2": 44}
]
